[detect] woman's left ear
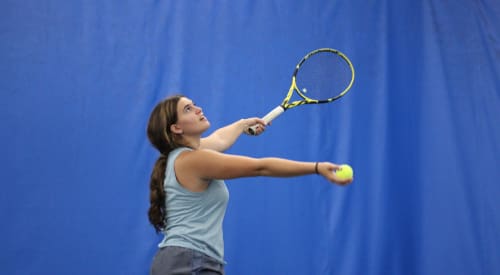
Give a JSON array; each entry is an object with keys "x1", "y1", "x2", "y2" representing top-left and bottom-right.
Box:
[{"x1": 170, "y1": 124, "x2": 183, "y2": 135}]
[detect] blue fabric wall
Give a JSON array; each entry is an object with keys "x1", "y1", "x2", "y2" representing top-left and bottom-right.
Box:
[{"x1": 1, "y1": 1, "x2": 499, "y2": 274}]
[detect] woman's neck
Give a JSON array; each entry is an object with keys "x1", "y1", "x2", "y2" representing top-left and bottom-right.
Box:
[{"x1": 180, "y1": 135, "x2": 201, "y2": 149}]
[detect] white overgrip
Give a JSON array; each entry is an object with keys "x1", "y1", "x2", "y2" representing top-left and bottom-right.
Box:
[
  {"x1": 261, "y1": 105, "x2": 285, "y2": 123},
  {"x1": 247, "y1": 106, "x2": 285, "y2": 135}
]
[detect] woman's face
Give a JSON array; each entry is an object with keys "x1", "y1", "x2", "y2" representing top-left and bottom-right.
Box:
[{"x1": 172, "y1": 97, "x2": 210, "y2": 136}]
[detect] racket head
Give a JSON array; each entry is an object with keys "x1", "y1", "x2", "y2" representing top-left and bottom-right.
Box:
[{"x1": 291, "y1": 48, "x2": 355, "y2": 105}]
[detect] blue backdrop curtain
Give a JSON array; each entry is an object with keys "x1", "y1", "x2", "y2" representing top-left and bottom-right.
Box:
[{"x1": 1, "y1": 1, "x2": 499, "y2": 274}]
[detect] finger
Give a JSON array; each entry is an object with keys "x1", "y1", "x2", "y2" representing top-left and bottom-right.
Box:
[
  {"x1": 338, "y1": 177, "x2": 353, "y2": 186},
  {"x1": 256, "y1": 124, "x2": 266, "y2": 134},
  {"x1": 256, "y1": 119, "x2": 267, "y2": 126}
]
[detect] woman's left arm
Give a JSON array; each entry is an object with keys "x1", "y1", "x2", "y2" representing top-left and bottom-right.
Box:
[{"x1": 200, "y1": 118, "x2": 267, "y2": 152}]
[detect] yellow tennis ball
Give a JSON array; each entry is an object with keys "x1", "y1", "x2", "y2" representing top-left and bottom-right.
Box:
[{"x1": 336, "y1": 164, "x2": 353, "y2": 180}]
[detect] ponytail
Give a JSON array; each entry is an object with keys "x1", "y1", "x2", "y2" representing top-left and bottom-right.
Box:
[
  {"x1": 148, "y1": 154, "x2": 167, "y2": 233},
  {"x1": 146, "y1": 95, "x2": 183, "y2": 233}
]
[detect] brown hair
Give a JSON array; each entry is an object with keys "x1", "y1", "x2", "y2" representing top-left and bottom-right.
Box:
[{"x1": 146, "y1": 95, "x2": 184, "y2": 232}]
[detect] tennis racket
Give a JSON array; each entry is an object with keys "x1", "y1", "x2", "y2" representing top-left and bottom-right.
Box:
[{"x1": 248, "y1": 48, "x2": 355, "y2": 135}]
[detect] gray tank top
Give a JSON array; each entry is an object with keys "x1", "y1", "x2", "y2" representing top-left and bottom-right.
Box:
[{"x1": 158, "y1": 147, "x2": 229, "y2": 264}]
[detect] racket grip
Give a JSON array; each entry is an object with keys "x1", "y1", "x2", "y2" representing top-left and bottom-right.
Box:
[{"x1": 247, "y1": 106, "x2": 285, "y2": 135}]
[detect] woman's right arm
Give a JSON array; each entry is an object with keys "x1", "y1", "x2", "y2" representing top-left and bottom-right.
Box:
[{"x1": 176, "y1": 149, "x2": 352, "y2": 185}]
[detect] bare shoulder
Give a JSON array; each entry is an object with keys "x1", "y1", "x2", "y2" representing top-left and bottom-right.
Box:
[
  {"x1": 177, "y1": 148, "x2": 251, "y2": 166},
  {"x1": 173, "y1": 149, "x2": 220, "y2": 191},
  {"x1": 177, "y1": 148, "x2": 223, "y2": 161},
  {"x1": 176, "y1": 148, "x2": 259, "y2": 180},
  {"x1": 175, "y1": 148, "x2": 227, "y2": 172}
]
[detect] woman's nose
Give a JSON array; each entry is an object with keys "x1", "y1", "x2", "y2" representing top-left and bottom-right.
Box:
[{"x1": 195, "y1": 106, "x2": 202, "y2": 113}]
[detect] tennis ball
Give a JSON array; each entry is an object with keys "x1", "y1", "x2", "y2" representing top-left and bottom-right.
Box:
[{"x1": 335, "y1": 164, "x2": 353, "y2": 180}]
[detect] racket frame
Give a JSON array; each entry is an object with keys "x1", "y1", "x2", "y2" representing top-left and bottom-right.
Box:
[{"x1": 248, "y1": 48, "x2": 355, "y2": 134}]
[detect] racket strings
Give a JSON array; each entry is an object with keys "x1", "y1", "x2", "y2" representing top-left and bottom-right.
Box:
[{"x1": 295, "y1": 51, "x2": 353, "y2": 102}]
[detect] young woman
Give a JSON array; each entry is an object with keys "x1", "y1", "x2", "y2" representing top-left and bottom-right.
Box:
[{"x1": 147, "y1": 95, "x2": 352, "y2": 275}]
